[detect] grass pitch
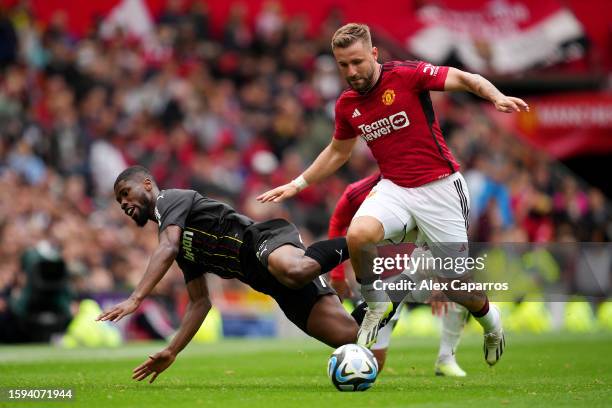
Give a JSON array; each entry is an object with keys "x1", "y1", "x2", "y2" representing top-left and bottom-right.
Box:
[{"x1": 1, "y1": 332, "x2": 610, "y2": 408}]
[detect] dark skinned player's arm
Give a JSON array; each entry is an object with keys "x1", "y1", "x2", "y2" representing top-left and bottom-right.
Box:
[
  {"x1": 167, "y1": 276, "x2": 212, "y2": 356},
  {"x1": 131, "y1": 276, "x2": 212, "y2": 383},
  {"x1": 97, "y1": 225, "x2": 182, "y2": 322},
  {"x1": 130, "y1": 225, "x2": 182, "y2": 302}
]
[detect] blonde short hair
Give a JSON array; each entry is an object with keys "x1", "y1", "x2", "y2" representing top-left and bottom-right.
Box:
[{"x1": 331, "y1": 23, "x2": 372, "y2": 50}]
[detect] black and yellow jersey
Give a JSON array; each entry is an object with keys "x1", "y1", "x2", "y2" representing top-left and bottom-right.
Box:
[{"x1": 154, "y1": 189, "x2": 254, "y2": 281}]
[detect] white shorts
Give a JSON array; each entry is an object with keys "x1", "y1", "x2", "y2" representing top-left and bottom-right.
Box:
[{"x1": 353, "y1": 172, "x2": 470, "y2": 246}]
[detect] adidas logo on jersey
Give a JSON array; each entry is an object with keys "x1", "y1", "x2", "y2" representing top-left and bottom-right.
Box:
[{"x1": 352, "y1": 108, "x2": 361, "y2": 118}]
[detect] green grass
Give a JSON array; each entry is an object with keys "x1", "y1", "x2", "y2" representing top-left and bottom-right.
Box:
[{"x1": 1, "y1": 332, "x2": 611, "y2": 407}]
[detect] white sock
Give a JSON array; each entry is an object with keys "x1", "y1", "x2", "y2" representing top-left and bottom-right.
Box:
[
  {"x1": 396, "y1": 269, "x2": 430, "y2": 304},
  {"x1": 438, "y1": 304, "x2": 468, "y2": 361},
  {"x1": 401, "y1": 286, "x2": 431, "y2": 304},
  {"x1": 361, "y1": 283, "x2": 391, "y2": 308},
  {"x1": 474, "y1": 304, "x2": 501, "y2": 333}
]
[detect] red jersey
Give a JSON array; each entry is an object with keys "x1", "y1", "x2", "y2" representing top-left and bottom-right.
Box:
[
  {"x1": 328, "y1": 173, "x2": 382, "y2": 280},
  {"x1": 333, "y1": 60, "x2": 459, "y2": 187}
]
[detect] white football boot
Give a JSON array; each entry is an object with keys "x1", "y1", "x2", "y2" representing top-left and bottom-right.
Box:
[
  {"x1": 435, "y1": 356, "x2": 467, "y2": 377},
  {"x1": 483, "y1": 304, "x2": 505, "y2": 366},
  {"x1": 356, "y1": 301, "x2": 399, "y2": 348}
]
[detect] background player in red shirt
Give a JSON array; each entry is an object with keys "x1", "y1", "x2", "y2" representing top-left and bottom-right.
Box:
[
  {"x1": 258, "y1": 23, "x2": 529, "y2": 366},
  {"x1": 329, "y1": 172, "x2": 469, "y2": 376}
]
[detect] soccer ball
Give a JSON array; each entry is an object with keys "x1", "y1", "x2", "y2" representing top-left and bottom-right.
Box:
[{"x1": 327, "y1": 344, "x2": 378, "y2": 391}]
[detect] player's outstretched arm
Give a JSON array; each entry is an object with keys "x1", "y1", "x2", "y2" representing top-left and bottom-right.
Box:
[
  {"x1": 256, "y1": 137, "x2": 357, "y2": 203},
  {"x1": 96, "y1": 226, "x2": 182, "y2": 322},
  {"x1": 132, "y1": 275, "x2": 212, "y2": 383},
  {"x1": 444, "y1": 67, "x2": 530, "y2": 113}
]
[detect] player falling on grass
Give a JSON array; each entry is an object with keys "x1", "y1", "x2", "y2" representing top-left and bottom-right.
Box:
[
  {"x1": 97, "y1": 166, "x2": 358, "y2": 383},
  {"x1": 258, "y1": 23, "x2": 530, "y2": 365},
  {"x1": 329, "y1": 172, "x2": 469, "y2": 376}
]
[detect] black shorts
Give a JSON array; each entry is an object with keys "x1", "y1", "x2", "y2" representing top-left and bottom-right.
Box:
[
  {"x1": 178, "y1": 219, "x2": 336, "y2": 332},
  {"x1": 244, "y1": 219, "x2": 305, "y2": 267},
  {"x1": 239, "y1": 219, "x2": 336, "y2": 332}
]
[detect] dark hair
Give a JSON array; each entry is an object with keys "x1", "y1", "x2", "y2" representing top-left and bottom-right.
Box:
[{"x1": 113, "y1": 165, "x2": 154, "y2": 190}]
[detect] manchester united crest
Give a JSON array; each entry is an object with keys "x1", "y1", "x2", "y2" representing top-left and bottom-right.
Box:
[{"x1": 382, "y1": 89, "x2": 395, "y2": 105}]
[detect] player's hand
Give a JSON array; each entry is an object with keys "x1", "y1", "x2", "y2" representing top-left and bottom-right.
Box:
[
  {"x1": 96, "y1": 297, "x2": 141, "y2": 322},
  {"x1": 132, "y1": 348, "x2": 176, "y2": 383},
  {"x1": 494, "y1": 96, "x2": 529, "y2": 113},
  {"x1": 330, "y1": 278, "x2": 353, "y2": 301},
  {"x1": 256, "y1": 183, "x2": 299, "y2": 203},
  {"x1": 428, "y1": 290, "x2": 452, "y2": 317}
]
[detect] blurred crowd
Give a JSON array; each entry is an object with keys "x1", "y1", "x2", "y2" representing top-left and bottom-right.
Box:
[{"x1": 0, "y1": 0, "x2": 610, "y2": 324}]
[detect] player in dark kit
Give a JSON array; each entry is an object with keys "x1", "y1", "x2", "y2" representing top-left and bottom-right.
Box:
[{"x1": 97, "y1": 166, "x2": 357, "y2": 383}]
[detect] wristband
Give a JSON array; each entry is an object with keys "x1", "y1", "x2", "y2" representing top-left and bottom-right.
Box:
[{"x1": 291, "y1": 175, "x2": 309, "y2": 191}]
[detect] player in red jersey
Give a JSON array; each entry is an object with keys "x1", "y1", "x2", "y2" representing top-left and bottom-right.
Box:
[
  {"x1": 329, "y1": 172, "x2": 468, "y2": 376},
  {"x1": 258, "y1": 23, "x2": 529, "y2": 366}
]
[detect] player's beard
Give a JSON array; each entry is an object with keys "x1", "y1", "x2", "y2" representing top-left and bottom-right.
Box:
[
  {"x1": 132, "y1": 194, "x2": 151, "y2": 227},
  {"x1": 347, "y1": 62, "x2": 377, "y2": 93},
  {"x1": 134, "y1": 206, "x2": 149, "y2": 227}
]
